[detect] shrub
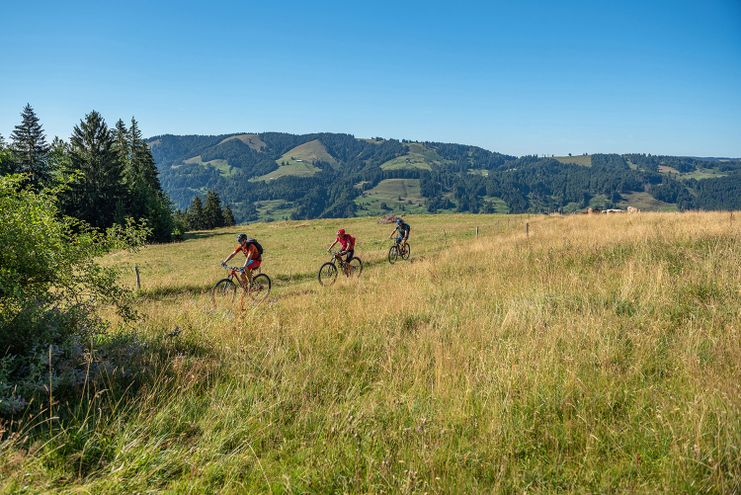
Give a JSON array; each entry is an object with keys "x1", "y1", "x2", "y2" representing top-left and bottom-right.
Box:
[{"x1": 0, "y1": 174, "x2": 147, "y2": 416}]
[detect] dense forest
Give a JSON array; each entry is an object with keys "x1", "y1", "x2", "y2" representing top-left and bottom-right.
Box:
[{"x1": 149, "y1": 132, "x2": 741, "y2": 222}]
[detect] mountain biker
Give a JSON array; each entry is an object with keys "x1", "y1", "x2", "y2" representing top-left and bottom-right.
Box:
[
  {"x1": 222, "y1": 233, "x2": 263, "y2": 286},
  {"x1": 389, "y1": 217, "x2": 411, "y2": 246},
  {"x1": 328, "y1": 228, "x2": 356, "y2": 271}
]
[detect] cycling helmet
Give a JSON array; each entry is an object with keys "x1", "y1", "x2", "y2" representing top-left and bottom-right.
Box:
[
  {"x1": 236, "y1": 233, "x2": 248, "y2": 243},
  {"x1": 396, "y1": 218, "x2": 402, "y2": 225},
  {"x1": 337, "y1": 228, "x2": 345, "y2": 236}
]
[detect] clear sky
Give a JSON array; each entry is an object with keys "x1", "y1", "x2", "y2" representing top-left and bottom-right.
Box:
[{"x1": 1, "y1": 0, "x2": 739, "y2": 157}]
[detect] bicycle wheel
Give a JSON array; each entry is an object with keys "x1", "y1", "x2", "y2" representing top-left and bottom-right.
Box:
[
  {"x1": 388, "y1": 245, "x2": 399, "y2": 264},
  {"x1": 347, "y1": 257, "x2": 363, "y2": 278},
  {"x1": 211, "y1": 278, "x2": 237, "y2": 307},
  {"x1": 248, "y1": 273, "x2": 272, "y2": 303},
  {"x1": 318, "y1": 262, "x2": 338, "y2": 286},
  {"x1": 401, "y1": 243, "x2": 411, "y2": 260}
]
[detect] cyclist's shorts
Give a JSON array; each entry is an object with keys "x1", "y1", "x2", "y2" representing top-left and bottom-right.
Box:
[
  {"x1": 395, "y1": 235, "x2": 404, "y2": 244},
  {"x1": 344, "y1": 249, "x2": 354, "y2": 262},
  {"x1": 245, "y1": 259, "x2": 261, "y2": 270}
]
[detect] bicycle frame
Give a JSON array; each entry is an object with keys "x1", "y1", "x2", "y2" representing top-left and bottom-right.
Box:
[{"x1": 224, "y1": 265, "x2": 259, "y2": 291}]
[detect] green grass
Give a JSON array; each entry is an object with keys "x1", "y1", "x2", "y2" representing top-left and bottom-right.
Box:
[
  {"x1": 217, "y1": 133, "x2": 267, "y2": 151},
  {"x1": 619, "y1": 192, "x2": 678, "y2": 212},
  {"x1": 354, "y1": 178, "x2": 427, "y2": 216},
  {"x1": 681, "y1": 168, "x2": 728, "y2": 180},
  {"x1": 481, "y1": 195, "x2": 509, "y2": 213},
  {"x1": 554, "y1": 154, "x2": 592, "y2": 166},
  {"x1": 255, "y1": 199, "x2": 295, "y2": 221},
  {"x1": 182, "y1": 155, "x2": 236, "y2": 177},
  {"x1": 3, "y1": 213, "x2": 739, "y2": 493},
  {"x1": 252, "y1": 139, "x2": 337, "y2": 181},
  {"x1": 380, "y1": 143, "x2": 449, "y2": 171},
  {"x1": 467, "y1": 168, "x2": 489, "y2": 177}
]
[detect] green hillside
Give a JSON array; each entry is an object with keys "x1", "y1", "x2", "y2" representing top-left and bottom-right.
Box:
[
  {"x1": 147, "y1": 133, "x2": 741, "y2": 222},
  {"x1": 252, "y1": 139, "x2": 338, "y2": 181},
  {"x1": 355, "y1": 178, "x2": 426, "y2": 215},
  {"x1": 554, "y1": 154, "x2": 592, "y2": 166},
  {"x1": 380, "y1": 143, "x2": 449, "y2": 171}
]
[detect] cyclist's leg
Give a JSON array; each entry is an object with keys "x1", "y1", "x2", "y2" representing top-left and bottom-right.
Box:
[
  {"x1": 344, "y1": 250, "x2": 354, "y2": 274},
  {"x1": 240, "y1": 260, "x2": 257, "y2": 288}
]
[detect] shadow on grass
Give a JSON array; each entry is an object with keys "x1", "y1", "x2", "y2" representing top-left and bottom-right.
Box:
[
  {"x1": 134, "y1": 255, "x2": 401, "y2": 301},
  {"x1": 183, "y1": 230, "x2": 234, "y2": 241}
]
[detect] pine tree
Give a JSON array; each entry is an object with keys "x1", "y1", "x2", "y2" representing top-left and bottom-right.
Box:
[
  {"x1": 129, "y1": 118, "x2": 160, "y2": 191},
  {"x1": 203, "y1": 190, "x2": 225, "y2": 229},
  {"x1": 10, "y1": 104, "x2": 51, "y2": 188},
  {"x1": 222, "y1": 205, "x2": 236, "y2": 226},
  {"x1": 186, "y1": 196, "x2": 206, "y2": 230},
  {"x1": 110, "y1": 117, "x2": 174, "y2": 241},
  {"x1": 0, "y1": 134, "x2": 13, "y2": 175},
  {"x1": 48, "y1": 137, "x2": 72, "y2": 184},
  {"x1": 67, "y1": 111, "x2": 124, "y2": 229},
  {"x1": 112, "y1": 119, "x2": 131, "y2": 175}
]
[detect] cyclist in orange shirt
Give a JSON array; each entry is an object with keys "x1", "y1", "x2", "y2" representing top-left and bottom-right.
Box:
[{"x1": 222, "y1": 233, "x2": 263, "y2": 287}]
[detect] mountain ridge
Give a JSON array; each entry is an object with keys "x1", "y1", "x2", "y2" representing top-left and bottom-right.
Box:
[{"x1": 147, "y1": 132, "x2": 741, "y2": 222}]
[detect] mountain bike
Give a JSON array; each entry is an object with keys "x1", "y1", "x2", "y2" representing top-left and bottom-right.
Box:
[
  {"x1": 388, "y1": 239, "x2": 411, "y2": 264},
  {"x1": 212, "y1": 265, "x2": 272, "y2": 307},
  {"x1": 318, "y1": 250, "x2": 363, "y2": 286}
]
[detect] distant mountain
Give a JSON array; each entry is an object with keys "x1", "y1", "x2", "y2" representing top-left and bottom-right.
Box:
[{"x1": 147, "y1": 132, "x2": 741, "y2": 221}]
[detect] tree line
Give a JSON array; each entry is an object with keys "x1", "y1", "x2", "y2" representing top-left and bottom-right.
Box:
[{"x1": 0, "y1": 104, "x2": 237, "y2": 241}]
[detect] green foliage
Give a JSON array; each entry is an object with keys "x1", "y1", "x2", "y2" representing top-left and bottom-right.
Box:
[
  {"x1": 183, "y1": 191, "x2": 233, "y2": 230},
  {"x1": 150, "y1": 133, "x2": 741, "y2": 219},
  {"x1": 0, "y1": 175, "x2": 146, "y2": 415},
  {"x1": 222, "y1": 205, "x2": 236, "y2": 226},
  {"x1": 203, "y1": 190, "x2": 225, "y2": 229},
  {"x1": 186, "y1": 196, "x2": 206, "y2": 230},
  {"x1": 66, "y1": 111, "x2": 125, "y2": 229},
  {"x1": 9, "y1": 103, "x2": 51, "y2": 188}
]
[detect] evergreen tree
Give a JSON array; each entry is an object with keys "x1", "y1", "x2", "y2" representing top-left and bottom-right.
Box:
[
  {"x1": 10, "y1": 104, "x2": 51, "y2": 188},
  {"x1": 67, "y1": 111, "x2": 124, "y2": 229},
  {"x1": 186, "y1": 196, "x2": 206, "y2": 230},
  {"x1": 222, "y1": 205, "x2": 236, "y2": 226},
  {"x1": 48, "y1": 137, "x2": 72, "y2": 184},
  {"x1": 117, "y1": 117, "x2": 174, "y2": 241},
  {"x1": 203, "y1": 190, "x2": 225, "y2": 229},
  {"x1": 0, "y1": 134, "x2": 14, "y2": 175},
  {"x1": 129, "y1": 118, "x2": 160, "y2": 191},
  {"x1": 112, "y1": 119, "x2": 131, "y2": 176}
]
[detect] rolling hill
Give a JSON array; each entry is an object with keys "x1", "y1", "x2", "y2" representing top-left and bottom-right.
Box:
[{"x1": 147, "y1": 133, "x2": 741, "y2": 222}]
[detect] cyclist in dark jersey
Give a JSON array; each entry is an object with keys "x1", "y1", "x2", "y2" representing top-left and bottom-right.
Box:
[{"x1": 389, "y1": 218, "x2": 411, "y2": 245}]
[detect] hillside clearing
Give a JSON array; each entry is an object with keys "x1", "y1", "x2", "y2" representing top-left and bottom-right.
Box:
[
  {"x1": 217, "y1": 133, "x2": 267, "y2": 151},
  {"x1": 355, "y1": 178, "x2": 427, "y2": 215},
  {"x1": 554, "y1": 154, "x2": 592, "y2": 166},
  {"x1": 380, "y1": 143, "x2": 448, "y2": 171}
]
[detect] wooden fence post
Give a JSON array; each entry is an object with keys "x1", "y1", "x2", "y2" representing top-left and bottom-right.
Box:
[
  {"x1": 525, "y1": 222, "x2": 529, "y2": 239},
  {"x1": 134, "y1": 265, "x2": 141, "y2": 290},
  {"x1": 475, "y1": 226, "x2": 479, "y2": 238}
]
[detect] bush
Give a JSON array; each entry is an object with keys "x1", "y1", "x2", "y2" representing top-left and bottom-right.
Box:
[{"x1": 0, "y1": 174, "x2": 147, "y2": 416}]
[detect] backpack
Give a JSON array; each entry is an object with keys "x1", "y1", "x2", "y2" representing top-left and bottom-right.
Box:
[{"x1": 246, "y1": 238, "x2": 263, "y2": 257}]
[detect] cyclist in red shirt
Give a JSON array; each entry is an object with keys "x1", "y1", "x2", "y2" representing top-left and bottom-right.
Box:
[
  {"x1": 327, "y1": 228, "x2": 356, "y2": 272},
  {"x1": 222, "y1": 233, "x2": 262, "y2": 286}
]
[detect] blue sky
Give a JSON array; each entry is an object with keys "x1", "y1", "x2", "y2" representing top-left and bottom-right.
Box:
[{"x1": 1, "y1": 0, "x2": 739, "y2": 156}]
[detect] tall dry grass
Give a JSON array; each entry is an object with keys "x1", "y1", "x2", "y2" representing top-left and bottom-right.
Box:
[{"x1": 2, "y1": 212, "x2": 739, "y2": 493}]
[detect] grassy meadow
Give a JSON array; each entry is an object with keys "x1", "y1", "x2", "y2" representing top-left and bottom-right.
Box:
[{"x1": 2, "y1": 212, "x2": 740, "y2": 493}]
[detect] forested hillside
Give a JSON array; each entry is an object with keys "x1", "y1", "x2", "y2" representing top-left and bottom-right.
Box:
[{"x1": 148, "y1": 133, "x2": 741, "y2": 222}]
